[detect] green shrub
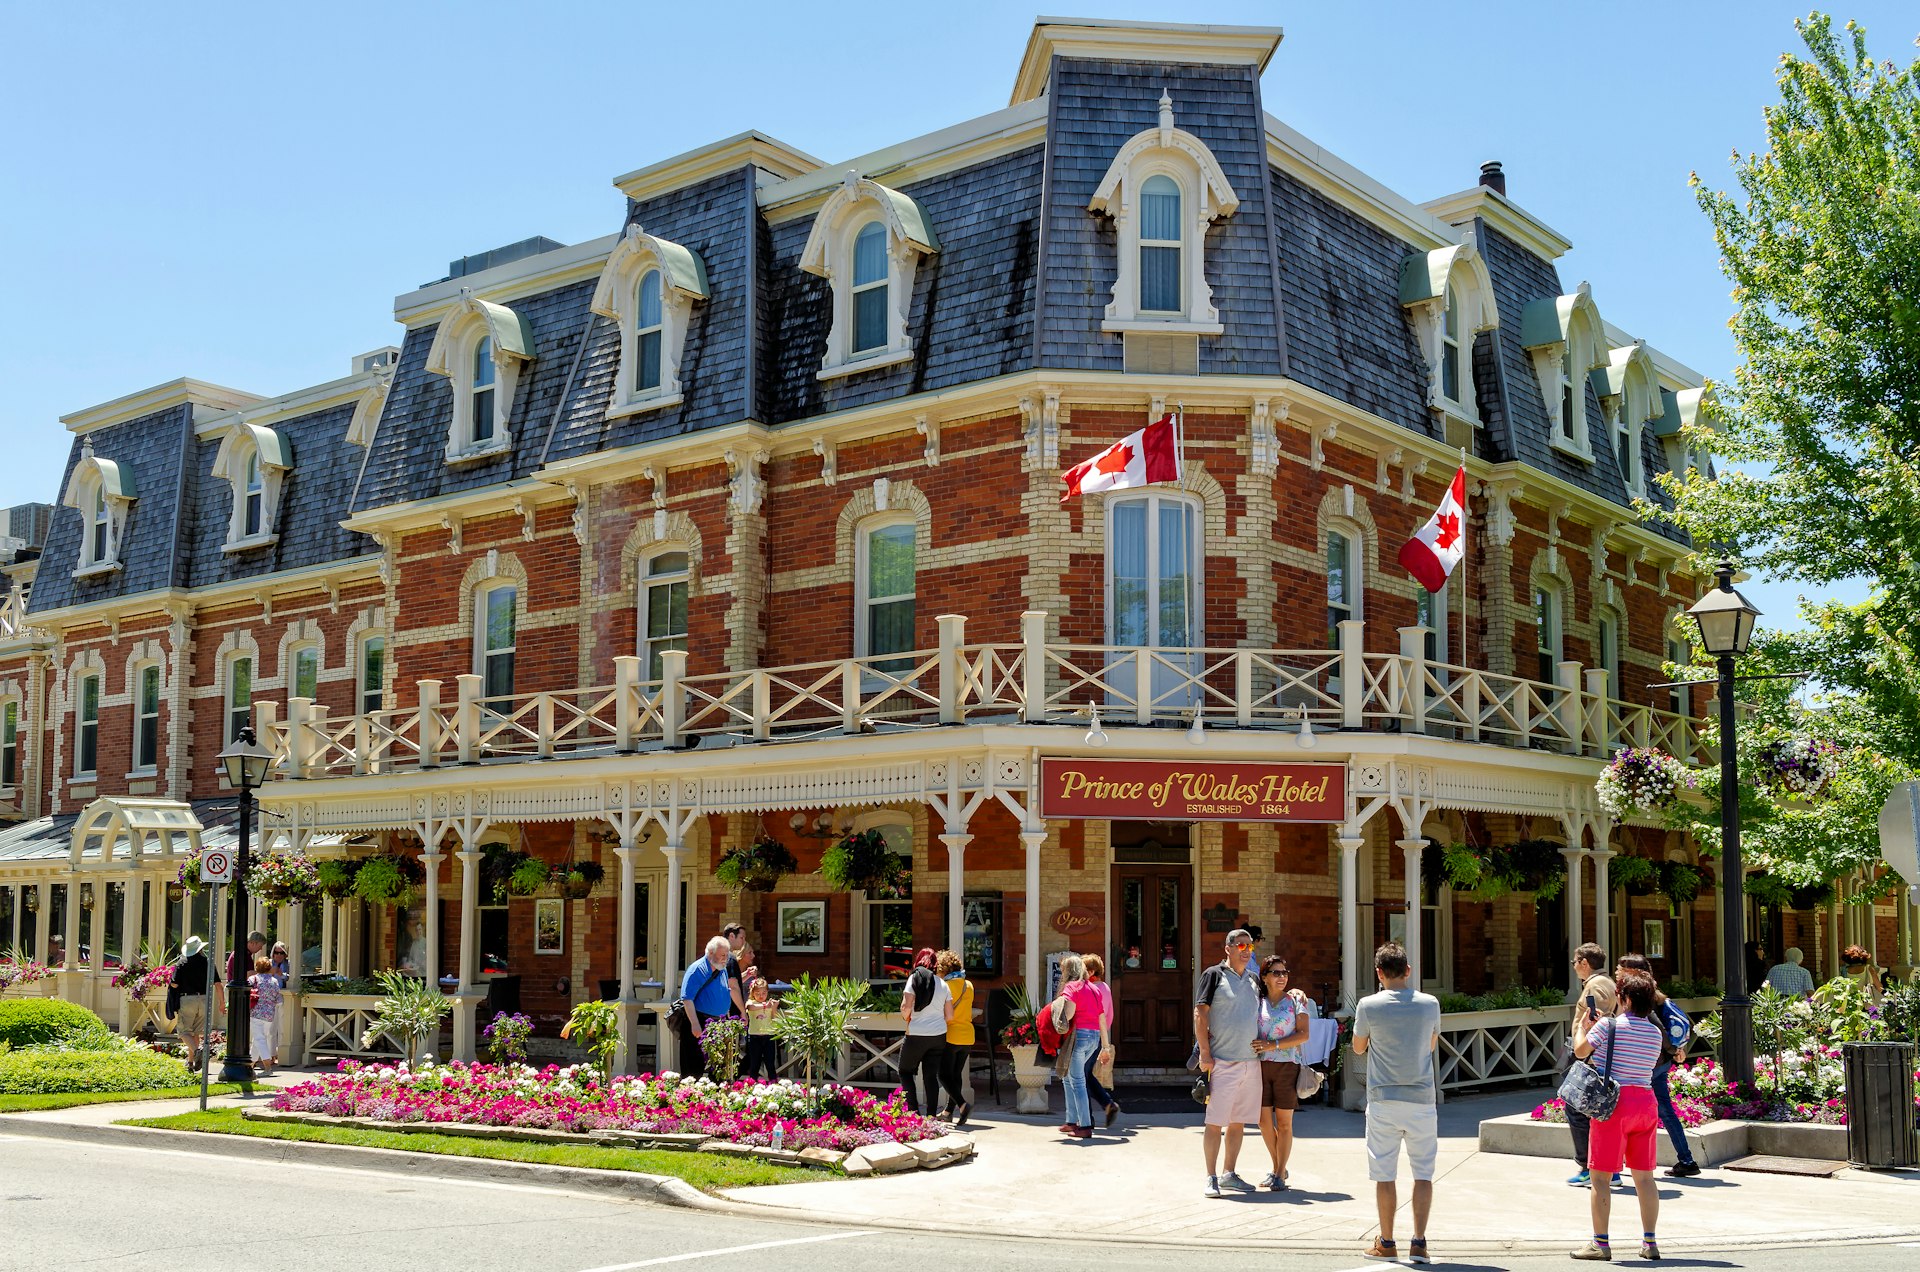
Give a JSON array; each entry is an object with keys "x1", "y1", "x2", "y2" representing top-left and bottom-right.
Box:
[
  {"x1": 0, "y1": 1000, "x2": 107, "y2": 1049},
  {"x1": 0, "y1": 1043, "x2": 190, "y2": 1094}
]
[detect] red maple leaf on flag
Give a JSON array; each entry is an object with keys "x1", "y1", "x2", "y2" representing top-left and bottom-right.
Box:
[
  {"x1": 1094, "y1": 444, "x2": 1133, "y2": 475},
  {"x1": 1433, "y1": 511, "x2": 1461, "y2": 551}
]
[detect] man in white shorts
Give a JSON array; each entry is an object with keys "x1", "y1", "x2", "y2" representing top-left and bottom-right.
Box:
[
  {"x1": 1352, "y1": 941, "x2": 1442, "y2": 1263},
  {"x1": 1194, "y1": 928, "x2": 1262, "y2": 1197}
]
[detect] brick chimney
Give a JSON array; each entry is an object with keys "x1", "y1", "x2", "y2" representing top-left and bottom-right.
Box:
[{"x1": 1478, "y1": 161, "x2": 1506, "y2": 196}]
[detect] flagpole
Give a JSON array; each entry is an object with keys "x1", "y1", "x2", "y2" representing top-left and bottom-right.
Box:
[{"x1": 1176, "y1": 403, "x2": 1196, "y2": 660}]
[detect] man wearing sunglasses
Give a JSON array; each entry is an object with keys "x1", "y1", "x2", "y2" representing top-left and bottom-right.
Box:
[{"x1": 1195, "y1": 927, "x2": 1262, "y2": 1197}]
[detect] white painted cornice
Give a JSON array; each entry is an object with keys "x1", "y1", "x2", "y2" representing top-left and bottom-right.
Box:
[
  {"x1": 60, "y1": 379, "x2": 266, "y2": 436},
  {"x1": 1265, "y1": 115, "x2": 1454, "y2": 251},
  {"x1": 1422, "y1": 185, "x2": 1574, "y2": 262},
  {"x1": 1011, "y1": 17, "x2": 1284, "y2": 105},
  {"x1": 614, "y1": 130, "x2": 823, "y2": 203},
  {"x1": 394, "y1": 234, "x2": 621, "y2": 327},
  {"x1": 26, "y1": 557, "x2": 380, "y2": 634},
  {"x1": 192, "y1": 370, "x2": 390, "y2": 440}
]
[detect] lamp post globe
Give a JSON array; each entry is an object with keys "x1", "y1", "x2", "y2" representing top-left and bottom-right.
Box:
[
  {"x1": 1686, "y1": 561, "x2": 1761, "y2": 1091},
  {"x1": 215, "y1": 726, "x2": 276, "y2": 1084}
]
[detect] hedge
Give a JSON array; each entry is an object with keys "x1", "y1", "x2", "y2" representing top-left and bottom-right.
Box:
[
  {"x1": 0, "y1": 1000, "x2": 107, "y2": 1049},
  {"x1": 0, "y1": 1046, "x2": 192, "y2": 1095}
]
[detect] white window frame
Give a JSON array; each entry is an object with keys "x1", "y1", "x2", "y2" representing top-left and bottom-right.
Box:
[
  {"x1": 799, "y1": 174, "x2": 938, "y2": 381},
  {"x1": 1136, "y1": 173, "x2": 1185, "y2": 315},
  {"x1": 1595, "y1": 611, "x2": 1623, "y2": 701},
  {"x1": 638, "y1": 549, "x2": 690, "y2": 681},
  {"x1": 1400, "y1": 238, "x2": 1497, "y2": 422},
  {"x1": 1523, "y1": 284, "x2": 1604, "y2": 462},
  {"x1": 74, "y1": 671, "x2": 100, "y2": 778},
  {"x1": 424, "y1": 291, "x2": 534, "y2": 463},
  {"x1": 1104, "y1": 492, "x2": 1203, "y2": 649},
  {"x1": 61, "y1": 448, "x2": 135, "y2": 578},
  {"x1": 1415, "y1": 581, "x2": 1449, "y2": 665},
  {"x1": 589, "y1": 223, "x2": 709, "y2": 417},
  {"x1": 848, "y1": 814, "x2": 913, "y2": 984},
  {"x1": 854, "y1": 516, "x2": 918, "y2": 667},
  {"x1": 1324, "y1": 525, "x2": 1364, "y2": 648},
  {"x1": 1666, "y1": 635, "x2": 1691, "y2": 719},
  {"x1": 211, "y1": 423, "x2": 292, "y2": 552},
  {"x1": 474, "y1": 582, "x2": 518, "y2": 700},
  {"x1": 0, "y1": 697, "x2": 18, "y2": 791},
  {"x1": 358, "y1": 634, "x2": 386, "y2": 716},
  {"x1": 132, "y1": 661, "x2": 161, "y2": 774},
  {"x1": 225, "y1": 654, "x2": 253, "y2": 745},
  {"x1": 1534, "y1": 585, "x2": 1562, "y2": 684},
  {"x1": 289, "y1": 643, "x2": 321, "y2": 701}
]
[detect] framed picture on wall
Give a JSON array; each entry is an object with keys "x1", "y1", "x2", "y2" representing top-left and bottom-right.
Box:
[
  {"x1": 1642, "y1": 919, "x2": 1666, "y2": 961},
  {"x1": 776, "y1": 900, "x2": 826, "y2": 954},
  {"x1": 534, "y1": 898, "x2": 565, "y2": 955}
]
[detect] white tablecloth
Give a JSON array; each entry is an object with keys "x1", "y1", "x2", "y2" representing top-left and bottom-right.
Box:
[{"x1": 1299, "y1": 1016, "x2": 1340, "y2": 1066}]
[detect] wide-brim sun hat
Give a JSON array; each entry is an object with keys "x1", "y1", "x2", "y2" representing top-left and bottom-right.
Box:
[{"x1": 180, "y1": 936, "x2": 207, "y2": 958}]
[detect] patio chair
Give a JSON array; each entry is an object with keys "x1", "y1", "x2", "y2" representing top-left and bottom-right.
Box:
[{"x1": 972, "y1": 987, "x2": 1010, "y2": 1105}]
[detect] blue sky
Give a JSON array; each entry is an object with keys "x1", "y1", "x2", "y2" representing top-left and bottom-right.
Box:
[{"x1": 1, "y1": 1, "x2": 1903, "y2": 627}]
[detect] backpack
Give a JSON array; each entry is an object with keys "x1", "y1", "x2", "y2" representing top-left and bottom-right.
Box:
[{"x1": 1657, "y1": 998, "x2": 1692, "y2": 1055}]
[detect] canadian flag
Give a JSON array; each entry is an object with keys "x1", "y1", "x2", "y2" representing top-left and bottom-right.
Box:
[
  {"x1": 1398, "y1": 465, "x2": 1468, "y2": 592},
  {"x1": 1060, "y1": 414, "x2": 1181, "y2": 502}
]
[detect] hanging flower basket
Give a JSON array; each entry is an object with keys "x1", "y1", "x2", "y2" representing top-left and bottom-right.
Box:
[
  {"x1": 1596, "y1": 747, "x2": 1694, "y2": 819},
  {"x1": 1440, "y1": 839, "x2": 1567, "y2": 901},
  {"x1": 316, "y1": 859, "x2": 362, "y2": 900},
  {"x1": 479, "y1": 843, "x2": 531, "y2": 904},
  {"x1": 818, "y1": 828, "x2": 908, "y2": 895},
  {"x1": 1755, "y1": 737, "x2": 1842, "y2": 797},
  {"x1": 176, "y1": 857, "x2": 207, "y2": 897},
  {"x1": 507, "y1": 856, "x2": 550, "y2": 898},
  {"x1": 553, "y1": 860, "x2": 605, "y2": 900},
  {"x1": 352, "y1": 853, "x2": 424, "y2": 907},
  {"x1": 1657, "y1": 861, "x2": 1704, "y2": 910},
  {"x1": 1609, "y1": 854, "x2": 1659, "y2": 897},
  {"x1": 247, "y1": 852, "x2": 323, "y2": 905},
  {"x1": 716, "y1": 836, "x2": 800, "y2": 894}
]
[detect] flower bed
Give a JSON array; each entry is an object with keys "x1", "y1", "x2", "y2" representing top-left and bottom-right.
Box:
[{"x1": 269, "y1": 1061, "x2": 945, "y2": 1152}]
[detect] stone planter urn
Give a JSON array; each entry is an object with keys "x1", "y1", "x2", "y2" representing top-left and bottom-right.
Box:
[{"x1": 1010, "y1": 1043, "x2": 1051, "y2": 1114}]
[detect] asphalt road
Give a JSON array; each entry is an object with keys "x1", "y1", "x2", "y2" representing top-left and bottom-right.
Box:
[{"x1": 1, "y1": 1132, "x2": 1915, "y2": 1272}]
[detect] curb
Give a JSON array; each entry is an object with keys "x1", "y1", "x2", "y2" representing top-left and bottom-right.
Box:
[{"x1": 0, "y1": 1116, "x2": 719, "y2": 1211}]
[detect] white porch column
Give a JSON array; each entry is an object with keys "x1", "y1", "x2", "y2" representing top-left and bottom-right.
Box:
[
  {"x1": 1338, "y1": 833, "x2": 1366, "y2": 1012},
  {"x1": 34, "y1": 882, "x2": 50, "y2": 961},
  {"x1": 940, "y1": 832, "x2": 972, "y2": 954},
  {"x1": 62, "y1": 878, "x2": 81, "y2": 969},
  {"x1": 281, "y1": 900, "x2": 305, "y2": 1065},
  {"x1": 613, "y1": 836, "x2": 642, "y2": 1077},
  {"x1": 117, "y1": 878, "x2": 138, "y2": 1033},
  {"x1": 421, "y1": 849, "x2": 445, "y2": 990},
  {"x1": 1397, "y1": 839, "x2": 1425, "y2": 987},
  {"x1": 1020, "y1": 829, "x2": 1047, "y2": 1006},
  {"x1": 148, "y1": 876, "x2": 168, "y2": 959},
  {"x1": 455, "y1": 849, "x2": 483, "y2": 992},
  {"x1": 85, "y1": 880, "x2": 104, "y2": 969},
  {"x1": 1592, "y1": 849, "x2": 1614, "y2": 958},
  {"x1": 661, "y1": 836, "x2": 687, "y2": 1075},
  {"x1": 1562, "y1": 848, "x2": 1586, "y2": 998}
]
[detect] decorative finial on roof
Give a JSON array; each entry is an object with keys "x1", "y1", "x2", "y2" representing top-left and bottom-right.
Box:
[
  {"x1": 1158, "y1": 89, "x2": 1175, "y2": 132},
  {"x1": 80, "y1": 436, "x2": 93, "y2": 461},
  {"x1": 841, "y1": 170, "x2": 861, "y2": 194}
]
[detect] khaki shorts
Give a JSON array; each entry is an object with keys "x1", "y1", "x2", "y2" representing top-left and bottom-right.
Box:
[
  {"x1": 1205, "y1": 1059, "x2": 1263, "y2": 1126},
  {"x1": 1366, "y1": 1097, "x2": 1439, "y2": 1182},
  {"x1": 174, "y1": 1000, "x2": 207, "y2": 1036}
]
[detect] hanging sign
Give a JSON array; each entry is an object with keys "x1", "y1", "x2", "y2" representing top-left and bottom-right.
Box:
[
  {"x1": 1041, "y1": 758, "x2": 1345, "y2": 823},
  {"x1": 199, "y1": 845, "x2": 234, "y2": 884}
]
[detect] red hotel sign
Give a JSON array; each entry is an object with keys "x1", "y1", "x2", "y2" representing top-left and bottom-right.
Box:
[{"x1": 1040, "y1": 759, "x2": 1345, "y2": 824}]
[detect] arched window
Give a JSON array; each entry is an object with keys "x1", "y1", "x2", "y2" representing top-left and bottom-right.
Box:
[
  {"x1": 634, "y1": 270, "x2": 663, "y2": 393},
  {"x1": 1108, "y1": 493, "x2": 1199, "y2": 649},
  {"x1": 475, "y1": 582, "x2": 517, "y2": 698},
  {"x1": 0, "y1": 698, "x2": 17, "y2": 789},
  {"x1": 1138, "y1": 174, "x2": 1183, "y2": 313},
  {"x1": 225, "y1": 655, "x2": 252, "y2": 745},
  {"x1": 1559, "y1": 345, "x2": 1579, "y2": 446},
  {"x1": 857, "y1": 519, "x2": 916, "y2": 672},
  {"x1": 1595, "y1": 612, "x2": 1621, "y2": 700},
  {"x1": 1441, "y1": 285, "x2": 1462, "y2": 404},
  {"x1": 291, "y1": 645, "x2": 320, "y2": 699},
  {"x1": 211, "y1": 423, "x2": 291, "y2": 549},
  {"x1": 850, "y1": 222, "x2": 889, "y2": 355},
  {"x1": 1401, "y1": 240, "x2": 1497, "y2": 420},
  {"x1": 241, "y1": 452, "x2": 263, "y2": 538},
  {"x1": 639, "y1": 550, "x2": 689, "y2": 680},
  {"x1": 470, "y1": 336, "x2": 496, "y2": 444},
  {"x1": 87, "y1": 484, "x2": 109, "y2": 564},
  {"x1": 1534, "y1": 585, "x2": 1562, "y2": 683},
  {"x1": 1326, "y1": 530, "x2": 1360, "y2": 650}
]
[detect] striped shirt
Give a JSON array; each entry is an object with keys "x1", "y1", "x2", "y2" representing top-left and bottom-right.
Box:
[{"x1": 1585, "y1": 1012, "x2": 1664, "y2": 1089}]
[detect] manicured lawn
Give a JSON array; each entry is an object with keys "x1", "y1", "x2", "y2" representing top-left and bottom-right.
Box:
[
  {"x1": 0, "y1": 1084, "x2": 246, "y2": 1113},
  {"x1": 120, "y1": 1108, "x2": 830, "y2": 1189}
]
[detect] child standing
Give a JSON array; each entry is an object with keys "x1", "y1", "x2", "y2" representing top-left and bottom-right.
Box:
[{"x1": 743, "y1": 978, "x2": 780, "y2": 1081}]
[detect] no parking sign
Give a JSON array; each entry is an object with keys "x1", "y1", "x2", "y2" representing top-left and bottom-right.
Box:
[{"x1": 199, "y1": 845, "x2": 234, "y2": 884}]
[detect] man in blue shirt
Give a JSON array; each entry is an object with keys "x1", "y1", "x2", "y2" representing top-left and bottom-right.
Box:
[{"x1": 673, "y1": 935, "x2": 736, "y2": 1072}]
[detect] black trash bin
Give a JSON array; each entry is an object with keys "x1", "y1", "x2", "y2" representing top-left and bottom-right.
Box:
[{"x1": 1842, "y1": 1041, "x2": 1918, "y2": 1169}]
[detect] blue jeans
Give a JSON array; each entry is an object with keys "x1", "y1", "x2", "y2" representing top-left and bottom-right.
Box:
[
  {"x1": 1064, "y1": 1028, "x2": 1102, "y2": 1127},
  {"x1": 1651, "y1": 1060, "x2": 1695, "y2": 1165}
]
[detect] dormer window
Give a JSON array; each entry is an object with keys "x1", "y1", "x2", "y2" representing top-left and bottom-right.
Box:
[
  {"x1": 589, "y1": 223, "x2": 709, "y2": 415},
  {"x1": 800, "y1": 173, "x2": 939, "y2": 380},
  {"x1": 1399, "y1": 236, "x2": 1498, "y2": 421},
  {"x1": 211, "y1": 423, "x2": 292, "y2": 550},
  {"x1": 1088, "y1": 93, "x2": 1241, "y2": 334},
  {"x1": 424, "y1": 290, "x2": 535, "y2": 462},
  {"x1": 1521, "y1": 283, "x2": 1605, "y2": 461},
  {"x1": 61, "y1": 442, "x2": 135, "y2": 578},
  {"x1": 1597, "y1": 343, "x2": 1659, "y2": 498}
]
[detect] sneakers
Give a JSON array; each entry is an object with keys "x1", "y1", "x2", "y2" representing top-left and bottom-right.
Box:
[
  {"x1": 1665, "y1": 1161, "x2": 1701, "y2": 1178},
  {"x1": 1570, "y1": 1242, "x2": 1612, "y2": 1261},
  {"x1": 1567, "y1": 1168, "x2": 1592, "y2": 1187},
  {"x1": 1409, "y1": 1238, "x2": 1431, "y2": 1265},
  {"x1": 1640, "y1": 1240, "x2": 1661, "y2": 1261},
  {"x1": 1218, "y1": 1171, "x2": 1255, "y2": 1193},
  {"x1": 1204, "y1": 1175, "x2": 1223, "y2": 1198}
]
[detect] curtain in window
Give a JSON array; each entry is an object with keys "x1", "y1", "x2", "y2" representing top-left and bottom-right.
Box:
[
  {"x1": 1156, "y1": 500, "x2": 1192, "y2": 647},
  {"x1": 865, "y1": 524, "x2": 915, "y2": 666},
  {"x1": 1111, "y1": 501, "x2": 1148, "y2": 647},
  {"x1": 636, "y1": 270, "x2": 663, "y2": 391},
  {"x1": 1139, "y1": 176, "x2": 1182, "y2": 312},
  {"x1": 852, "y1": 222, "x2": 889, "y2": 353}
]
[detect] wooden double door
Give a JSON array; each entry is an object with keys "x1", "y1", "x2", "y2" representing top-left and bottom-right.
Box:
[{"x1": 1109, "y1": 863, "x2": 1194, "y2": 1066}]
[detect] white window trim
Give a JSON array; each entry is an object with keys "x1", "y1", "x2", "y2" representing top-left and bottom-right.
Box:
[
  {"x1": 1596, "y1": 343, "x2": 1660, "y2": 498},
  {"x1": 288, "y1": 642, "x2": 322, "y2": 701},
  {"x1": 800, "y1": 173, "x2": 939, "y2": 381},
  {"x1": 1534, "y1": 583, "x2": 1564, "y2": 682},
  {"x1": 357, "y1": 632, "x2": 387, "y2": 716},
  {"x1": 637, "y1": 548, "x2": 690, "y2": 679},
  {"x1": 424, "y1": 289, "x2": 535, "y2": 463},
  {"x1": 473, "y1": 580, "x2": 518, "y2": 699},
  {"x1": 1103, "y1": 491, "x2": 1205, "y2": 647},
  {"x1": 847, "y1": 812, "x2": 913, "y2": 983},
  {"x1": 1522, "y1": 283, "x2": 1604, "y2": 462},
  {"x1": 589, "y1": 223, "x2": 709, "y2": 418},
  {"x1": 131, "y1": 660, "x2": 161, "y2": 775},
  {"x1": 0, "y1": 696, "x2": 19, "y2": 793},
  {"x1": 1400, "y1": 233, "x2": 1499, "y2": 424},
  {"x1": 853, "y1": 515, "x2": 918, "y2": 662},
  {"x1": 211, "y1": 422, "x2": 292, "y2": 551},
  {"x1": 1089, "y1": 93, "x2": 1241, "y2": 334},
  {"x1": 60, "y1": 444, "x2": 135, "y2": 577},
  {"x1": 72, "y1": 671, "x2": 100, "y2": 779},
  {"x1": 1415, "y1": 580, "x2": 1450, "y2": 665},
  {"x1": 224, "y1": 653, "x2": 254, "y2": 746}
]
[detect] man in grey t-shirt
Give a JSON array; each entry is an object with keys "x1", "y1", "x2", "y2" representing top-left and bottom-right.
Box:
[
  {"x1": 1351, "y1": 942, "x2": 1441, "y2": 1262},
  {"x1": 1194, "y1": 928, "x2": 1262, "y2": 1198}
]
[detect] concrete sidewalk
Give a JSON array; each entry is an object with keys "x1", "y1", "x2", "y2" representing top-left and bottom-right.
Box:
[{"x1": 721, "y1": 1090, "x2": 1920, "y2": 1254}]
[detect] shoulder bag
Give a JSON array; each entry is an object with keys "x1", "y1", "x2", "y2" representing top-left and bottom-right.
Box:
[{"x1": 1556, "y1": 1015, "x2": 1620, "y2": 1120}]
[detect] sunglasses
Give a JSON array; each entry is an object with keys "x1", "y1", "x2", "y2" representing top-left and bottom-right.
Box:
[
  {"x1": 1265, "y1": 969, "x2": 1289, "y2": 977},
  {"x1": 1230, "y1": 942, "x2": 1254, "y2": 951}
]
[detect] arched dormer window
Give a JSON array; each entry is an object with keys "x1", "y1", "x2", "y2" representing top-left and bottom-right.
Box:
[
  {"x1": 589, "y1": 223, "x2": 710, "y2": 416},
  {"x1": 424, "y1": 289, "x2": 535, "y2": 462},
  {"x1": 1089, "y1": 93, "x2": 1240, "y2": 334},
  {"x1": 1595, "y1": 343, "x2": 1659, "y2": 497},
  {"x1": 800, "y1": 173, "x2": 939, "y2": 381},
  {"x1": 1520, "y1": 282, "x2": 1606, "y2": 460},
  {"x1": 210, "y1": 422, "x2": 293, "y2": 550},
  {"x1": 1399, "y1": 235, "x2": 1498, "y2": 422},
  {"x1": 60, "y1": 441, "x2": 136, "y2": 578},
  {"x1": 1652, "y1": 385, "x2": 1716, "y2": 482}
]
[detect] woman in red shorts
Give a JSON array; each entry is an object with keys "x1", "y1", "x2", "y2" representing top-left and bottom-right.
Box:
[{"x1": 1570, "y1": 967, "x2": 1665, "y2": 1262}]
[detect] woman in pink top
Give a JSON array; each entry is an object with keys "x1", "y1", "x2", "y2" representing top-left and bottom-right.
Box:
[
  {"x1": 1058, "y1": 955, "x2": 1113, "y2": 1139},
  {"x1": 1081, "y1": 954, "x2": 1123, "y2": 1127}
]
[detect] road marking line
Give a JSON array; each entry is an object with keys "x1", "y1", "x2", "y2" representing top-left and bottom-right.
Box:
[
  {"x1": 1321, "y1": 1265, "x2": 1399, "y2": 1272},
  {"x1": 576, "y1": 1230, "x2": 876, "y2": 1272}
]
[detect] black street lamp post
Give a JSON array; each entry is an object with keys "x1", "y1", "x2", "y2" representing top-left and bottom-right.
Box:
[
  {"x1": 216, "y1": 726, "x2": 276, "y2": 1085},
  {"x1": 1686, "y1": 561, "x2": 1762, "y2": 1092}
]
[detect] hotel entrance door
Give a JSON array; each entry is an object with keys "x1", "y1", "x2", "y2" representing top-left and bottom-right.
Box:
[{"x1": 1110, "y1": 861, "x2": 1193, "y2": 1066}]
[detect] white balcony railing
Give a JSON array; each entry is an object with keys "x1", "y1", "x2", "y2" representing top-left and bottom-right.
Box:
[{"x1": 260, "y1": 615, "x2": 1709, "y2": 781}]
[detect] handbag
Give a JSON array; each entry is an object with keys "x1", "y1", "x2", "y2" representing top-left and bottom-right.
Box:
[
  {"x1": 1093, "y1": 1045, "x2": 1115, "y2": 1089},
  {"x1": 1556, "y1": 1016, "x2": 1620, "y2": 1120},
  {"x1": 1191, "y1": 1072, "x2": 1211, "y2": 1105},
  {"x1": 1294, "y1": 1063, "x2": 1324, "y2": 1099}
]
